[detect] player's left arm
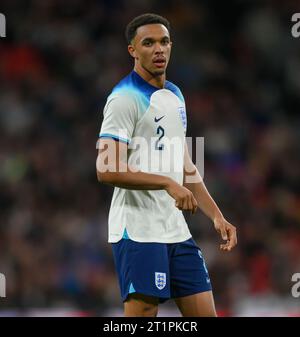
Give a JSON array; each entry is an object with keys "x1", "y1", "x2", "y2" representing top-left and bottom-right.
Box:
[{"x1": 183, "y1": 141, "x2": 237, "y2": 252}]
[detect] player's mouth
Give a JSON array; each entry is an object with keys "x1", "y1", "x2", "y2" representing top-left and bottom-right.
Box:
[{"x1": 153, "y1": 57, "x2": 166, "y2": 68}]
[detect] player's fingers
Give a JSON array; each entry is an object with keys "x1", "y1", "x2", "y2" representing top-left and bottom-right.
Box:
[
  {"x1": 220, "y1": 241, "x2": 231, "y2": 251},
  {"x1": 190, "y1": 196, "x2": 198, "y2": 214},
  {"x1": 189, "y1": 195, "x2": 194, "y2": 213},
  {"x1": 227, "y1": 227, "x2": 237, "y2": 250},
  {"x1": 191, "y1": 195, "x2": 198, "y2": 214},
  {"x1": 220, "y1": 242, "x2": 229, "y2": 250},
  {"x1": 187, "y1": 197, "x2": 193, "y2": 214},
  {"x1": 220, "y1": 228, "x2": 237, "y2": 252},
  {"x1": 220, "y1": 226, "x2": 228, "y2": 241},
  {"x1": 182, "y1": 197, "x2": 189, "y2": 211},
  {"x1": 176, "y1": 198, "x2": 183, "y2": 210}
]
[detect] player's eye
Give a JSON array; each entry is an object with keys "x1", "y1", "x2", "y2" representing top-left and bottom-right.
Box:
[
  {"x1": 161, "y1": 39, "x2": 169, "y2": 45},
  {"x1": 143, "y1": 40, "x2": 152, "y2": 46}
]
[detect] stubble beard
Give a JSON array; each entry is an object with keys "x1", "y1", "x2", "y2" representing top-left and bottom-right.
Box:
[{"x1": 146, "y1": 64, "x2": 166, "y2": 77}]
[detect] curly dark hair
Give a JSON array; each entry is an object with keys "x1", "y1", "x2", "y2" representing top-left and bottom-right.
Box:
[{"x1": 125, "y1": 13, "x2": 170, "y2": 44}]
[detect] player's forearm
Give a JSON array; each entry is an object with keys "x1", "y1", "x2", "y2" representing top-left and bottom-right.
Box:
[
  {"x1": 184, "y1": 167, "x2": 223, "y2": 221},
  {"x1": 97, "y1": 165, "x2": 172, "y2": 191}
]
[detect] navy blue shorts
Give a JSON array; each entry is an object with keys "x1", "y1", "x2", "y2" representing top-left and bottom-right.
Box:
[{"x1": 111, "y1": 237, "x2": 212, "y2": 303}]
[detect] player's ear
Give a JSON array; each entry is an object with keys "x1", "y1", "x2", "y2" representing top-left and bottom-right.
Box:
[{"x1": 128, "y1": 44, "x2": 138, "y2": 59}]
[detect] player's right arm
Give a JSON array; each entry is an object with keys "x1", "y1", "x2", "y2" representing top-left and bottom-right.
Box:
[{"x1": 96, "y1": 138, "x2": 197, "y2": 213}]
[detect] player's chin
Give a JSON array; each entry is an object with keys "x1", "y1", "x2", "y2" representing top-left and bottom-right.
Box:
[{"x1": 152, "y1": 68, "x2": 166, "y2": 76}]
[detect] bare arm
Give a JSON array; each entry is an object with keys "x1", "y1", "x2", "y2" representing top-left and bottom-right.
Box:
[
  {"x1": 97, "y1": 140, "x2": 170, "y2": 190},
  {"x1": 96, "y1": 138, "x2": 198, "y2": 213},
  {"x1": 183, "y1": 141, "x2": 237, "y2": 251}
]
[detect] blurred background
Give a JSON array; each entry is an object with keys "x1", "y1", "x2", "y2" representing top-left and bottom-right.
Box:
[{"x1": 0, "y1": 0, "x2": 300, "y2": 316}]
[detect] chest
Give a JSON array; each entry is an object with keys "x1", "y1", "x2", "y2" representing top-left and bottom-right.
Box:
[{"x1": 137, "y1": 89, "x2": 186, "y2": 138}]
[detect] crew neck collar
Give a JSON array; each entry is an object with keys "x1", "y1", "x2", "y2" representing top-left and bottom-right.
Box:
[{"x1": 132, "y1": 70, "x2": 166, "y2": 91}]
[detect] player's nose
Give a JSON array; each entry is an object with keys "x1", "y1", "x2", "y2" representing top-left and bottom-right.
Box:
[{"x1": 154, "y1": 42, "x2": 163, "y2": 53}]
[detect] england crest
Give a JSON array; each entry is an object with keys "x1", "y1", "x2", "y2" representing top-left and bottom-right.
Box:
[
  {"x1": 155, "y1": 272, "x2": 166, "y2": 290},
  {"x1": 178, "y1": 106, "x2": 187, "y2": 130}
]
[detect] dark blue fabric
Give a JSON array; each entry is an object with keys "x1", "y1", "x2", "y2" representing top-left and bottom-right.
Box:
[{"x1": 112, "y1": 237, "x2": 212, "y2": 303}]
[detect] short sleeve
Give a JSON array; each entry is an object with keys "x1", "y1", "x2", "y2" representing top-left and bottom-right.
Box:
[
  {"x1": 99, "y1": 94, "x2": 137, "y2": 144},
  {"x1": 165, "y1": 81, "x2": 187, "y2": 134}
]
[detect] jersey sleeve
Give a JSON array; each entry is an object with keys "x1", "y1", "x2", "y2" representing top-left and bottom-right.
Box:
[
  {"x1": 177, "y1": 88, "x2": 187, "y2": 134},
  {"x1": 99, "y1": 94, "x2": 137, "y2": 144},
  {"x1": 165, "y1": 81, "x2": 187, "y2": 134}
]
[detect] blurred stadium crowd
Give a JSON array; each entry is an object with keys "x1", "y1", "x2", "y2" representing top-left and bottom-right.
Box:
[{"x1": 0, "y1": 0, "x2": 299, "y2": 316}]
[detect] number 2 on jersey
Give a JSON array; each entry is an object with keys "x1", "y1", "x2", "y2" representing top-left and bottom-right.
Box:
[{"x1": 155, "y1": 125, "x2": 165, "y2": 150}]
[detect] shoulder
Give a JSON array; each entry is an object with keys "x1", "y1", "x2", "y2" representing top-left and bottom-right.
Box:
[
  {"x1": 165, "y1": 80, "x2": 185, "y2": 104},
  {"x1": 108, "y1": 73, "x2": 138, "y2": 100},
  {"x1": 106, "y1": 72, "x2": 148, "y2": 106},
  {"x1": 105, "y1": 74, "x2": 138, "y2": 109}
]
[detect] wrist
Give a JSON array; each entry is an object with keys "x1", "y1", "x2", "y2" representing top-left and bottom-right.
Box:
[
  {"x1": 162, "y1": 176, "x2": 175, "y2": 190},
  {"x1": 213, "y1": 212, "x2": 224, "y2": 223}
]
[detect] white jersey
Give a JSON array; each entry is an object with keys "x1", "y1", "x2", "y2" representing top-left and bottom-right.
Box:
[{"x1": 99, "y1": 70, "x2": 192, "y2": 243}]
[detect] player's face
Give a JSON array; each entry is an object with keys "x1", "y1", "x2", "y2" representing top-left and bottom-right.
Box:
[{"x1": 129, "y1": 24, "x2": 172, "y2": 76}]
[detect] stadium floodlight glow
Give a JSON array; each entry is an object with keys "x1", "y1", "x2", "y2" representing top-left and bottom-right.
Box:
[{"x1": 0, "y1": 13, "x2": 6, "y2": 37}]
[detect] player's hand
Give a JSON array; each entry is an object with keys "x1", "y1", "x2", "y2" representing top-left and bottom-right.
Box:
[
  {"x1": 165, "y1": 181, "x2": 198, "y2": 214},
  {"x1": 213, "y1": 216, "x2": 237, "y2": 252}
]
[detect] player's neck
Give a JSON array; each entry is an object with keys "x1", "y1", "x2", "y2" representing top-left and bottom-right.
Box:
[{"x1": 134, "y1": 66, "x2": 165, "y2": 89}]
